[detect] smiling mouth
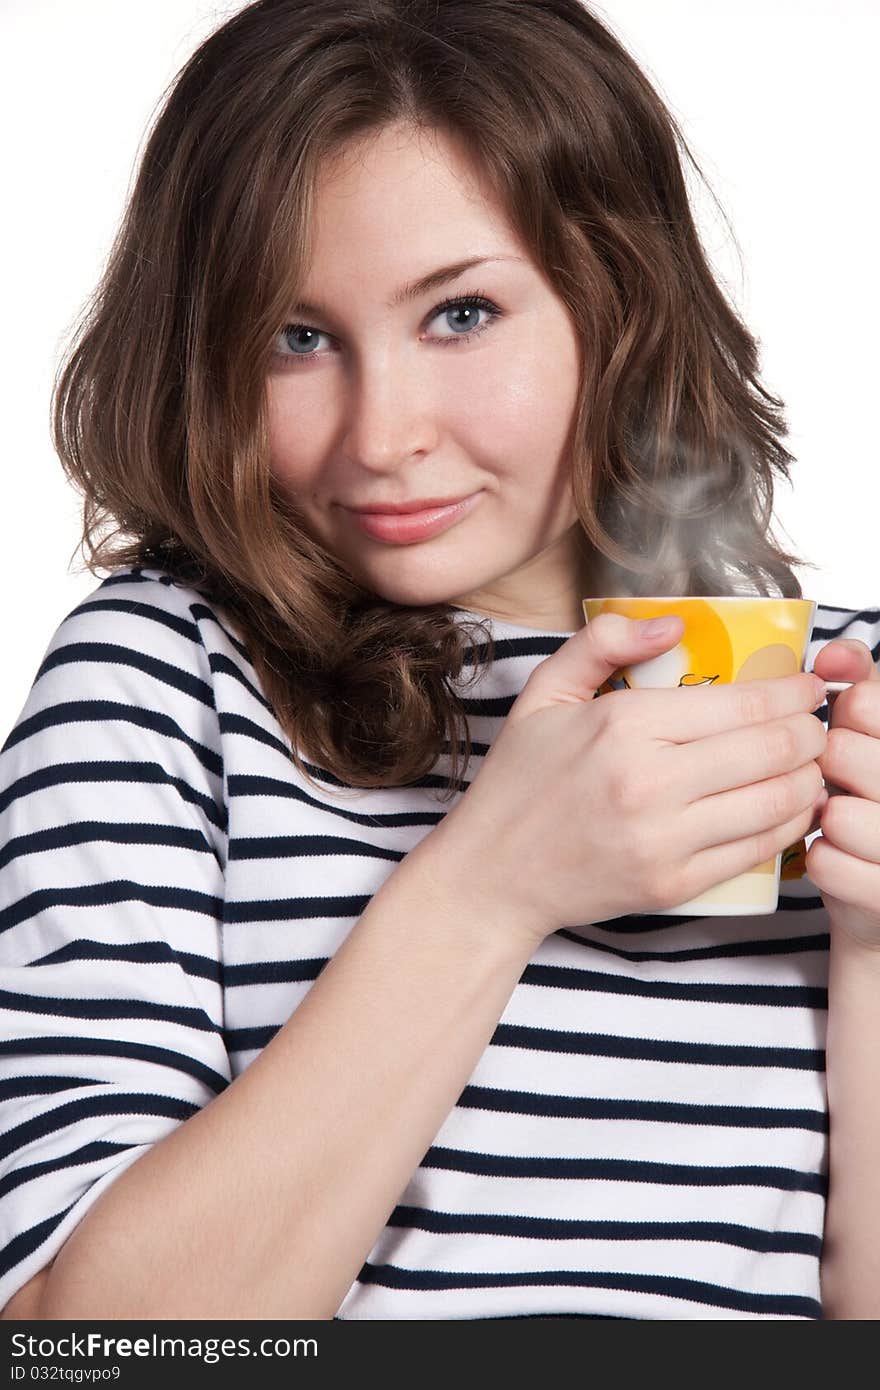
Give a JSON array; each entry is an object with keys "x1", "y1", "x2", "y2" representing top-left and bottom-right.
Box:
[
  {"x1": 345, "y1": 490, "x2": 485, "y2": 544},
  {"x1": 346, "y1": 493, "x2": 475, "y2": 515}
]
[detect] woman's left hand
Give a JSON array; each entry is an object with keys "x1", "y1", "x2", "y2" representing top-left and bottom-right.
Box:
[{"x1": 806, "y1": 636, "x2": 880, "y2": 949}]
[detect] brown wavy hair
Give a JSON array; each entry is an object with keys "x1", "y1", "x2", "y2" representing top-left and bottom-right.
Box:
[{"x1": 51, "y1": 0, "x2": 816, "y2": 801}]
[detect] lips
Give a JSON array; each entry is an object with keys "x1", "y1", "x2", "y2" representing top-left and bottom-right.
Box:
[
  {"x1": 348, "y1": 494, "x2": 473, "y2": 515},
  {"x1": 346, "y1": 490, "x2": 484, "y2": 544}
]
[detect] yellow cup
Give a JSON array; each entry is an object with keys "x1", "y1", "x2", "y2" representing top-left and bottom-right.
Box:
[{"x1": 582, "y1": 596, "x2": 817, "y2": 916}]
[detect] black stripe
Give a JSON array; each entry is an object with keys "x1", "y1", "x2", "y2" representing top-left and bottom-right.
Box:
[
  {"x1": 0, "y1": 1036, "x2": 229, "y2": 1094},
  {"x1": 208, "y1": 653, "x2": 271, "y2": 710},
  {"x1": 0, "y1": 880, "x2": 223, "y2": 936},
  {"x1": 224, "y1": 958, "x2": 325, "y2": 987},
  {"x1": 776, "y1": 894, "x2": 827, "y2": 913},
  {"x1": 596, "y1": 911, "x2": 820, "y2": 936},
  {"x1": 218, "y1": 711, "x2": 294, "y2": 760},
  {"x1": 82, "y1": 576, "x2": 250, "y2": 666},
  {"x1": 62, "y1": 597, "x2": 200, "y2": 644},
  {"x1": 99, "y1": 570, "x2": 152, "y2": 590},
  {"x1": 34, "y1": 641, "x2": 215, "y2": 708},
  {"x1": 0, "y1": 1076, "x2": 100, "y2": 1101},
  {"x1": 227, "y1": 773, "x2": 444, "y2": 828},
  {"x1": 0, "y1": 1093, "x2": 199, "y2": 1161},
  {"x1": 2, "y1": 699, "x2": 223, "y2": 779},
  {"x1": 387, "y1": 1204, "x2": 822, "y2": 1256},
  {"x1": 0, "y1": 1141, "x2": 131, "y2": 1200},
  {"x1": 0, "y1": 761, "x2": 225, "y2": 831},
  {"x1": 29, "y1": 938, "x2": 223, "y2": 985},
  {"x1": 459, "y1": 693, "x2": 518, "y2": 718},
  {"x1": 813, "y1": 604, "x2": 880, "y2": 619},
  {"x1": 356, "y1": 1261, "x2": 821, "y2": 1318},
  {"x1": 554, "y1": 929, "x2": 830, "y2": 962},
  {"x1": 223, "y1": 893, "x2": 371, "y2": 924},
  {"x1": 459, "y1": 1084, "x2": 827, "y2": 1132},
  {"x1": 189, "y1": 601, "x2": 253, "y2": 664},
  {"x1": 460, "y1": 634, "x2": 566, "y2": 665},
  {"x1": 226, "y1": 1025, "x2": 281, "y2": 1052},
  {"x1": 441, "y1": 737, "x2": 492, "y2": 757},
  {"x1": 811, "y1": 609, "x2": 880, "y2": 634},
  {"x1": 0, "y1": 821, "x2": 218, "y2": 875},
  {"x1": 0, "y1": 1205, "x2": 76, "y2": 1280},
  {"x1": 492, "y1": 1023, "x2": 824, "y2": 1070},
  {"x1": 228, "y1": 833, "x2": 403, "y2": 864},
  {"x1": 423, "y1": 1146, "x2": 827, "y2": 1193},
  {"x1": 0, "y1": 985, "x2": 222, "y2": 1034},
  {"x1": 521, "y1": 961, "x2": 826, "y2": 1009}
]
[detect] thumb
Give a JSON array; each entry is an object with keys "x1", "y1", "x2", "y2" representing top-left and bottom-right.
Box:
[
  {"x1": 509, "y1": 611, "x2": 684, "y2": 724},
  {"x1": 811, "y1": 637, "x2": 876, "y2": 685}
]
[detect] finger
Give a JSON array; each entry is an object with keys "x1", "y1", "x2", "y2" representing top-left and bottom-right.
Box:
[
  {"x1": 820, "y1": 725, "x2": 880, "y2": 800},
  {"x1": 635, "y1": 671, "x2": 826, "y2": 745},
  {"x1": 682, "y1": 757, "x2": 823, "y2": 853},
  {"x1": 674, "y1": 790, "x2": 820, "y2": 906},
  {"x1": 818, "y1": 794, "x2": 880, "y2": 865},
  {"x1": 806, "y1": 835, "x2": 880, "y2": 917},
  {"x1": 824, "y1": 681, "x2": 880, "y2": 737},
  {"x1": 667, "y1": 707, "x2": 825, "y2": 804},
  {"x1": 812, "y1": 638, "x2": 876, "y2": 684}
]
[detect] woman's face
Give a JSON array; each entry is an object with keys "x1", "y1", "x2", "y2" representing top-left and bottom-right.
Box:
[{"x1": 267, "y1": 121, "x2": 587, "y2": 630}]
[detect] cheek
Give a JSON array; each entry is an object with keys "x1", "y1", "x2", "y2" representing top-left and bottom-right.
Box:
[
  {"x1": 461, "y1": 336, "x2": 579, "y2": 475},
  {"x1": 493, "y1": 320, "x2": 577, "y2": 423},
  {"x1": 266, "y1": 384, "x2": 329, "y2": 488}
]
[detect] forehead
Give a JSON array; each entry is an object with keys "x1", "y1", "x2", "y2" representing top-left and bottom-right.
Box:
[{"x1": 307, "y1": 124, "x2": 523, "y2": 267}]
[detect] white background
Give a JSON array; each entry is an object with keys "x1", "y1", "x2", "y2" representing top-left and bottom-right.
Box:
[{"x1": 2, "y1": 0, "x2": 877, "y2": 741}]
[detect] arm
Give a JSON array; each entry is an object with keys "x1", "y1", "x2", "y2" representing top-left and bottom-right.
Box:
[
  {"x1": 1, "y1": 1266, "x2": 51, "y2": 1320},
  {"x1": 819, "y1": 929, "x2": 880, "y2": 1318},
  {"x1": 29, "y1": 817, "x2": 542, "y2": 1320},
  {"x1": 805, "y1": 635, "x2": 880, "y2": 1316},
  {"x1": 0, "y1": 574, "x2": 232, "y2": 1315}
]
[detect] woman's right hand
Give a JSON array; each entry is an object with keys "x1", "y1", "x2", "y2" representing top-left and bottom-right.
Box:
[{"x1": 439, "y1": 611, "x2": 828, "y2": 947}]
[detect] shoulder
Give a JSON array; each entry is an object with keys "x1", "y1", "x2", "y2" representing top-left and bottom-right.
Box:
[
  {"x1": 1, "y1": 564, "x2": 233, "y2": 874},
  {"x1": 29, "y1": 564, "x2": 258, "y2": 706},
  {"x1": 51, "y1": 564, "x2": 248, "y2": 662},
  {"x1": 2, "y1": 565, "x2": 252, "y2": 782}
]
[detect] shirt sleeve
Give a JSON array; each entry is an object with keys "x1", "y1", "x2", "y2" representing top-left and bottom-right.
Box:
[{"x1": 0, "y1": 571, "x2": 230, "y2": 1310}]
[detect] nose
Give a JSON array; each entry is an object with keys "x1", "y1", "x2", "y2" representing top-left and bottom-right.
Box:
[{"x1": 341, "y1": 356, "x2": 438, "y2": 474}]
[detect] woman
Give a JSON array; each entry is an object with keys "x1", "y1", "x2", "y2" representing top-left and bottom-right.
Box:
[{"x1": 2, "y1": 0, "x2": 878, "y2": 1319}]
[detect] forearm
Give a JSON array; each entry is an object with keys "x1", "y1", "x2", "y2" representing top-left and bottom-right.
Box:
[
  {"x1": 38, "y1": 820, "x2": 541, "y2": 1320},
  {"x1": 820, "y1": 928, "x2": 880, "y2": 1318}
]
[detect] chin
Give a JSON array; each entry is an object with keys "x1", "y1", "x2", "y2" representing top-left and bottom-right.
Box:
[
  {"x1": 350, "y1": 574, "x2": 467, "y2": 611},
  {"x1": 370, "y1": 588, "x2": 458, "y2": 611},
  {"x1": 335, "y1": 555, "x2": 457, "y2": 606}
]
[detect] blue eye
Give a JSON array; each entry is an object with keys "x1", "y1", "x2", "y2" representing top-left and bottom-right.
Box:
[
  {"x1": 271, "y1": 290, "x2": 502, "y2": 366},
  {"x1": 428, "y1": 292, "x2": 500, "y2": 345}
]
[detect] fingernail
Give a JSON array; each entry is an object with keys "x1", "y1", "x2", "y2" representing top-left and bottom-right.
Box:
[{"x1": 639, "y1": 617, "x2": 678, "y2": 637}]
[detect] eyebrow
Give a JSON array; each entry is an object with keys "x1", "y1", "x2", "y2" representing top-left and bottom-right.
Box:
[{"x1": 287, "y1": 254, "x2": 525, "y2": 320}]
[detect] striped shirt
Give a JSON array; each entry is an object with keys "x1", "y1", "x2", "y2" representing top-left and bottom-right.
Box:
[{"x1": 1, "y1": 565, "x2": 875, "y2": 1318}]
